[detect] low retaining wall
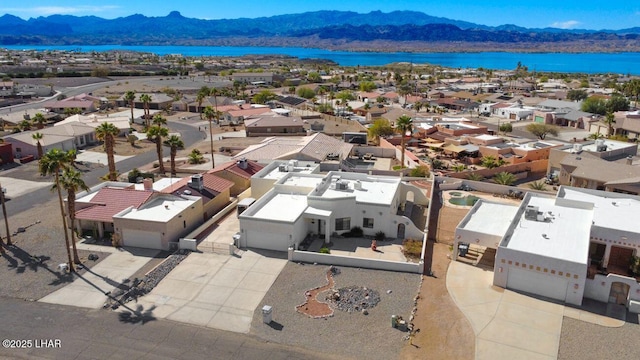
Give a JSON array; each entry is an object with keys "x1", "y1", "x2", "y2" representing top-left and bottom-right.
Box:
[{"x1": 289, "y1": 248, "x2": 422, "y2": 274}]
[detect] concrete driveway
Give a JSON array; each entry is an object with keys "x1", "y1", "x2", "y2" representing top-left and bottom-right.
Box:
[
  {"x1": 134, "y1": 250, "x2": 287, "y2": 334},
  {"x1": 39, "y1": 245, "x2": 159, "y2": 309},
  {"x1": 447, "y1": 261, "x2": 624, "y2": 360},
  {"x1": 75, "y1": 150, "x2": 133, "y2": 165},
  {"x1": 0, "y1": 177, "x2": 52, "y2": 199}
]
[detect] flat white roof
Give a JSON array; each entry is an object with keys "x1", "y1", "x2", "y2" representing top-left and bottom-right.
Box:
[
  {"x1": 318, "y1": 175, "x2": 399, "y2": 206},
  {"x1": 134, "y1": 177, "x2": 184, "y2": 191},
  {"x1": 505, "y1": 195, "x2": 592, "y2": 264},
  {"x1": 251, "y1": 193, "x2": 308, "y2": 222},
  {"x1": 462, "y1": 201, "x2": 520, "y2": 237},
  {"x1": 560, "y1": 188, "x2": 640, "y2": 234},
  {"x1": 564, "y1": 140, "x2": 637, "y2": 153},
  {"x1": 119, "y1": 196, "x2": 197, "y2": 222},
  {"x1": 262, "y1": 166, "x2": 316, "y2": 181},
  {"x1": 280, "y1": 174, "x2": 324, "y2": 189},
  {"x1": 475, "y1": 134, "x2": 501, "y2": 141}
]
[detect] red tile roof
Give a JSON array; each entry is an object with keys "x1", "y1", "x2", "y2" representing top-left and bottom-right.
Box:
[
  {"x1": 208, "y1": 159, "x2": 264, "y2": 180},
  {"x1": 75, "y1": 188, "x2": 153, "y2": 222},
  {"x1": 161, "y1": 174, "x2": 234, "y2": 195}
]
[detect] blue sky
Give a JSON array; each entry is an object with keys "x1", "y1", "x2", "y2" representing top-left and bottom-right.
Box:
[{"x1": 2, "y1": 1, "x2": 639, "y2": 30}]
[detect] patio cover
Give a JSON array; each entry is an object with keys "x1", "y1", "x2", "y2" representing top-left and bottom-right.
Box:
[
  {"x1": 442, "y1": 144, "x2": 466, "y2": 153},
  {"x1": 304, "y1": 207, "x2": 332, "y2": 217}
]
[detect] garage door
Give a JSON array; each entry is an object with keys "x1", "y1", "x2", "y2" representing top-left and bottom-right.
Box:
[
  {"x1": 122, "y1": 229, "x2": 162, "y2": 249},
  {"x1": 507, "y1": 267, "x2": 568, "y2": 302},
  {"x1": 244, "y1": 230, "x2": 288, "y2": 251}
]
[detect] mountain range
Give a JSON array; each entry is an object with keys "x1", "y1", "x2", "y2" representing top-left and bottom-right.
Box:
[{"x1": 1, "y1": 10, "x2": 639, "y2": 49}]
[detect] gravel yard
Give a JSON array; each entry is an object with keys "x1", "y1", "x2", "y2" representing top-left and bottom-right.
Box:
[
  {"x1": 559, "y1": 317, "x2": 640, "y2": 360},
  {"x1": 250, "y1": 262, "x2": 421, "y2": 360},
  {"x1": 0, "y1": 197, "x2": 110, "y2": 301}
]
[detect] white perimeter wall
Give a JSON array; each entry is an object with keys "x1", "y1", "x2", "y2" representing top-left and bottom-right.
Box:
[
  {"x1": 289, "y1": 249, "x2": 422, "y2": 274},
  {"x1": 584, "y1": 273, "x2": 640, "y2": 305}
]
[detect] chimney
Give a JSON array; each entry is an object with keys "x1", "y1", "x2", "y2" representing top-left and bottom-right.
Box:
[{"x1": 143, "y1": 178, "x2": 153, "y2": 191}]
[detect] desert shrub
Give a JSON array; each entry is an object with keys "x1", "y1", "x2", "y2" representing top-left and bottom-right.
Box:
[
  {"x1": 319, "y1": 247, "x2": 330, "y2": 254},
  {"x1": 375, "y1": 231, "x2": 386, "y2": 241},
  {"x1": 402, "y1": 238, "x2": 423, "y2": 259}
]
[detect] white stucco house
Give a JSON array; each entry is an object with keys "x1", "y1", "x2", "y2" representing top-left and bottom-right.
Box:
[
  {"x1": 453, "y1": 186, "x2": 640, "y2": 311},
  {"x1": 238, "y1": 170, "x2": 429, "y2": 252}
]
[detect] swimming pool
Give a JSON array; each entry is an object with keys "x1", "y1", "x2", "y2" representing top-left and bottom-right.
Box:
[{"x1": 448, "y1": 195, "x2": 480, "y2": 206}]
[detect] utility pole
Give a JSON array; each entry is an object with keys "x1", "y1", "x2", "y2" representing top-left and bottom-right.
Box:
[{"x1": 0, "y1": 183, "x2": 10, "y2": 246}]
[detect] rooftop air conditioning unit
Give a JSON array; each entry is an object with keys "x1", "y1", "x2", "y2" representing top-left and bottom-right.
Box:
[
  {"x1": 524, "y1": 205, "x2": 540, "y2": 221},
  {"x1": 337, "y1": 181, "x2": 349, "y2": 190},
  {"x1": 278, "y1": 164, "x2": 287, "y2": 172}
]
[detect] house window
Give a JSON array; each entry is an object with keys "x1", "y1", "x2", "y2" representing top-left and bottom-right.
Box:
[
  {"x1": 183, "y1": 220, "x2": 186, "y2": 228},
  {"x1": 335, "y1": 217, "x2": 350, "y2": 231},
  {"x1": 363, "y1": 218, "x2": 374, "y2": 228}
]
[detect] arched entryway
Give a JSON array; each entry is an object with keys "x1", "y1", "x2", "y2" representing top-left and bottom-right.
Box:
[
  {"x1": 397, "y1": 223, "x2": 405, "y2": 239},
  {"x1": 609, "y1": 282, "x2": 630, "y2": 305}
]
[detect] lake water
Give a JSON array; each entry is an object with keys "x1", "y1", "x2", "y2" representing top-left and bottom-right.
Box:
[{"x1": 3, "y1": 45, "x2": 639, "y2": 74}]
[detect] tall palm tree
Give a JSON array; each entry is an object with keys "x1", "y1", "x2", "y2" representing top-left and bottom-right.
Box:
[
  {"x1": 18, "y1": 119, "x2": 32, "y2": 132},
  {"x1": 124, "y1": 90, "x2": 136, "y2": 124},
  {"x1": 57, "y1": 167, "x2": 88, "y2": 264},
  {"x1": 163, "y1": 135, "x2": 184, "y2": 175},
  {"x1": 139, "y1": 93, "x2": 152, "y2": 128},
  {"x1": 196, "y1": 86, "x2": 210, "y2": 119},
  {"x1": 33, "y1": 112, "x2": 46, "y2": 129},
  {"x1": 396, "y1": 115, "x2": 413, "y2": 168},
  {"x1": 32, "y1": 132, "x2": 44, "y2": 159},
  {"x1": 147, "y1": 125, "x2": 169, "y2": 173},
  {"x1": 95, "y1": 122, "x2": 120, "y2": 181},
  {"x1": 151, "y1": 113, "x2": 167, "y2": 126},
  {"x1": 604, "y1": 111, "x2": 616, "y2": 137},
  {"x1": 39, "y1": 149, "x2": 74, "y2": 271},
  {"x1": 202, "y1": 105, "x2": 218, "y2": 168}
]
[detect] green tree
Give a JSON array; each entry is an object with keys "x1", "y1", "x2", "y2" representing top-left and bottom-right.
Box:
[
  {"x1": 32, "y1": 132, "x2": 44, "y2": 159},
  {"x1": 33, "y1": 112, "x2": 46, "y2": 129},
  {"x1": 499, "y1": 122, "x2": 513, "y2": 134},
  {"x1": 528, "y1": 181, "x2": 548, "y2": 191},
  {"x1": 566, "y1": 89, "x2": 588, "y2": 101},
  {"x1": 151, "y1": 113, "x2": 167, "y2": 126},
  {"x1": 147, "y1": 125, "x2": 169, "y2": 173},
  {"x1": 581, "y1": 96, "x2": 608, "y2": 115},
  {"x1": 603, "y1": 112, "x2": 616, "y2": 137},
  {"x1": 621, "y1": 78, "x2": 640, "y2": 108},
  {"x1": 196, "y1": 86, "x2": 210, "y2": 119},
  {"x1": 139, "y1": 93, "x2": 152, "y2": 128},
  {"x1": 163, "y1": 135, "x2": 184, "y2": 175},
  {"x1": 336, "y1": 90, "x2": 355, "y2": 104},
  {"x1": 252, "y1": 90, "x2": 277, "y2": 104},
  {"x1": 95, "y1": 122, "x2": 120, "y2": 181},
  {"x1": 587, "y1": 132, "x2": 605, "y2": 140},
  {"x1": 481, "y1": 155, "x2": 500, "y2": 169},
  {"x1": 525, "y1": 123, "x2": 559, "y2": 140},
  {"x1": 396, "y1": 115, "x2": 413, "y2": 168},
  {"x1": 124, "y1": 90, "x2": 136, "y2": 124},
  {"x1": 18, "y1": 119, "x2": 32, "y2": 131},
  {"x1": 39, "y1": 149, "x2": 75, "y2": 271},
  {"x1": 606, "y1": 93, "x2": 630, "y2": 112},
  {"x1": 466, "y1": 173, "x2": 484, "y2": 181},
  {"x1": 409, "y1": 165, "x2": 430, "y2": 178},
  {"x1": 187, "y1": 149, "x2": 205, "y2": 164},
  {"x1": 307, "y1": 72, "x2": 321, "y2": 82},
  {"x1": 414, "y1": 101, "x2": 423, "y2": 113},
  {"x1": 367, "y1": 118, "x2": 394, "y2": 143},
  {"x1": 493, "y1": 171, "x2": 517, "y2": 186},
  {"x1": 359, "y1": 81, "x2": 376, "y2": 92},
  {"x1": 202, "y1": 105, "x2": 220, "y2": 167},
  {"x1": 451, "y1": 164, "x2": 467, "y2": 172},
  {"x1": 297, "y1": 87, "x2": 316, "y2": 99},
  {"x1": 58, "y1": 167, "x2": 88, "y2": 264}
]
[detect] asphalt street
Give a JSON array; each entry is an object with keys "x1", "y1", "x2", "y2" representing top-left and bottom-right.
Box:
[{"x1": 0, "y1": 298, "x2": 332, "y2": 360}]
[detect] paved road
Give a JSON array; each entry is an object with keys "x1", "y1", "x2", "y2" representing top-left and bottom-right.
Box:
[{"x1": 0, "y1": 297, "x2": 331, "y2": 360}]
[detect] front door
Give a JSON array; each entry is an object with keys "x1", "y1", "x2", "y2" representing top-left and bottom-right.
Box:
[
  {"x1": 397, "y1": 223, "x2": 405, "y2": 239},
  {"x1": 608, "y1": 282, "x2": 630, "y2": 305}
]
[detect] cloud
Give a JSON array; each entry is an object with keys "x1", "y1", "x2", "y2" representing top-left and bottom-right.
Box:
[
  {"x1": 550, "y1": 20, "x2": 581, "y2": 29},
  {"x1": 0, "y1": 5, "x2": 120, "y2": 17}
]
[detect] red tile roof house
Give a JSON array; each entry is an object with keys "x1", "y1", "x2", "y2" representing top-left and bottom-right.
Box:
[
  {"x1": 208, "y1": 159, "x2": 265, "y2": 196},
  {"x1": 73, "y1": 184, "x2": 204, "y2": 250},
  {"x1": 161, "y1": 173, "x2": 234, "y2": 220}
]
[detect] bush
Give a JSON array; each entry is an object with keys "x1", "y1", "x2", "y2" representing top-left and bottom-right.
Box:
[
  {"x1": 342, "y1": 226, "x2": 364, "y2": 238},
  {"x1": 319, "y1": 247, "x2": 330, "y2": 254},
  {"x1": 375, "y1": 231, "x2": 386, "y2": 241},
  {"x1": 402, "y1": 238, "x2": 423, "y2": 259}
]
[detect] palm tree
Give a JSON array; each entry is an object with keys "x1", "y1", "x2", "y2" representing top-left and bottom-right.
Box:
[
  {"x1": 151, "y1": 113, "x2": 167, "y2": 126},
  {"x1": 33, "y1": 112, "x2": 46, "y2": 129},
  {"x1": 202, "y1": 105, "x2": 218, "y2": 167},
  {"x1": 58, "y1": 167, "x2": 88, "y2": 264},
  {"x1": 528, "y1": 181, "x2": 548, "y2": 191},
  {"x1": 493, "y1": 171, "x2": 517, "y2": 186},
  {"x1": 18, "y1": 119, "x2": 32, "y2": 131},
  {"x1": 604, "y1": 111, "x2": 616, "y2": 138},
  {"x1": 139, "y1": 94, "x2": 152, "y2": 128},
  {"x1": 187, "y1": 149, "x2": 205, "y2": 164},
  {"x1": 451, "y1": 164, "x2": 467, "y2": 172},
  {"x1": 396, "y1": 115, "x2": 413, "y2": 168},
  {"x1": 163, "y1": 135, "x2": 184, "y2": 175},
  {"x1": 466, "y1": 173, "x2": 484, "y2": 181},
  {"x1": 147, "y1": 125, "x2": 169, "y2": 173},
  {"x1": 124, "y1": 90, "x2": 136, "y2": 124},
  {"x1": 95, "y1": 122, "x2": 119, "y2": 181},
  {"x1": 32, "y1": 132, "x2": 44, "y2": 159},
  {"x1": 39, "y1": 149, "x2": 74, "y2": 271},
  {"x1": 196, "y1": 86, "x2": 210, "y2": 118}
]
